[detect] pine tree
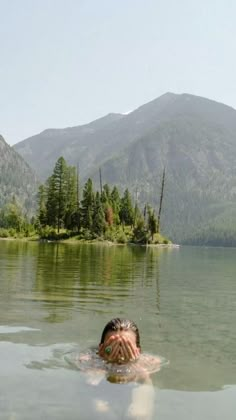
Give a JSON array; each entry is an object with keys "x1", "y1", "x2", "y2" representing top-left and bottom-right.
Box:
[
  {"x1": 93, "y1": 192, "x2": 106, "y2": 236},
  {"x1": 100, "y1": 183, "x2": 112, "y2": 226},
  {"x1": 110, "y1": 186, "x2": 121, "y2": 224},
  {"x1": 46, "y1": 175, "x2": 57, "y2": 228},
  {"x1": 37, "y1": 185, "x2": 47, "y2": 227},
  {"x1": 0, "y1": 198, "x2": 24, "y2": 231},
  {"x1": 132, "y1": 215, "x2": 147, "y2": 243},
  {"x1": 147, "y1": 206, "x2": 158, "y2": 240},
  {"x1": 80, "y1": 178, "x2": 95, "y2": 231},
  {"x1": 134, "y1": 202, "x2": 140, "y2": 226},
  {"x1": 64, "y1": 166, "x2": 77, "y2": 230},
  {"x1": 46, "y1": 157, "x2": 68, "y2": 232},
  {"x1": 119, "y1": 189, "x2": 134, "y2": 226}
]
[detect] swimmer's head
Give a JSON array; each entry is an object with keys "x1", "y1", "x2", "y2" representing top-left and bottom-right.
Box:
[
  {"x1": 100, "y1": 318, "x2": 141, "y2": 349},
  {"x1": 99, "y1": 318, "x2": 141, "y2": 363}
]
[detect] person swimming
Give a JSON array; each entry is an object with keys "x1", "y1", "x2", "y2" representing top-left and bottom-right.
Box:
[
  {"x1": 98, "y1": 318, "x2": 141, "y2": 365},
  {"x1": 75, "y1": 317, "x2": 163, "y2": 384},
  {"x1": 70, "y1": 318, "x2": 166, "y2": 419}
]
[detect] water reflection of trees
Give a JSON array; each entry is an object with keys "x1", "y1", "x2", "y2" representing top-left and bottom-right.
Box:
[
  {"x1": 33, "y1": 243, "x2": 161, "y2": 322},
  {"x1": 0, "y1": 240, "x2": 38, "y2": 287},
  {"x1": 34, "y1": 243, "x2": 79, "y2": 323},
  {"x1": 0, "y1": 240, "x2": 39, "y2": 325},
  {"x1": 0, "y1": 241, "x2": 162, "y2": 325}
]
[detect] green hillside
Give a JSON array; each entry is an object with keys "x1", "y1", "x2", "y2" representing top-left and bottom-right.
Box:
[
  {"x1": 92, "y1": 113, "x2": 236, "y2": 243},
  {"x1": 0, "y1": 135, "x2": 38, "y2": 215}
]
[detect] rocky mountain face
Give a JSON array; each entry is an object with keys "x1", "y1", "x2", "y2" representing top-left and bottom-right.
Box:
[
  {"x1": 0, "y1": 135, "x2": 38, "y2": 214},
  {"x1": 13, "y1": 93, "x2": 236, "y2": 243}
]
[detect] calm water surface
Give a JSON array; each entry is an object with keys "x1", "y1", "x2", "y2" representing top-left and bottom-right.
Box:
[{"x1": 0, "y1": 240, "x2": 235, "y2": 419}]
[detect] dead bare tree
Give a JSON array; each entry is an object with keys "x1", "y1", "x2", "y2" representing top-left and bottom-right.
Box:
[
  {"x1": 157, "y1": 167, "x2": 166, "y2": 233},
  {"x1": 76, "y1": 164, "x2": 80, "y2": 232},
  {"x1": 99, "y1": 167, "x2": 103, "y2": 195}
]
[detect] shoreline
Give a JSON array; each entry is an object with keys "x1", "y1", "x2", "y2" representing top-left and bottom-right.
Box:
[{"x1": 0, "y1": 236, "x2": 179, "y2": 248}]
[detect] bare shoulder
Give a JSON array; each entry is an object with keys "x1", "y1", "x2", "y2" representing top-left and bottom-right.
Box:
[
  {"x1": 134, "y1": 353, "x2": 163, "y2": 374},
  {"x1": 75, "y1": 352, "x2": 106, "y2": 384},
  {"x1": 140, "y1": 354, "x2": 162, "y2": 364},
  {"x1": 78, "y1": 353, "x2": 93, "y2": 363}
]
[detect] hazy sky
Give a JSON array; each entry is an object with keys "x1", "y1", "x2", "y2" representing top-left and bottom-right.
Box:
[{"x1": 1, "y1": 0, "x2": 236, "y2": 145}]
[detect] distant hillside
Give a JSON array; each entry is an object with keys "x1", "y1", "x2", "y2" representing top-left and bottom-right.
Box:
[
  {"x1": 14, "y1": 112, "x2": 126, "y2": 181},
  {"x1": 0, "y1": 135, "x2": 38, "y2": 214},
  {"x1": 14, "y1": 93, "x2": 236, "y2": 244}
]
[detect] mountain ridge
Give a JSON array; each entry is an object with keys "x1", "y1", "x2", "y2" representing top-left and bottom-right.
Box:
[{"x1": 13, "y1": 92, "x2": 236, "y2": 243}]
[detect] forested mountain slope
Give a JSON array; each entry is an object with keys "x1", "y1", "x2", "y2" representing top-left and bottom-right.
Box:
[
  {"x1": 91, "y1": 114, "x2": 236, "y2": 243},
  {"x1": 14, "y1": 93, "x2": 236, "y2": 244},
  {"x1": 0, "y1": 135, "x2": 38, "y2": 214}
]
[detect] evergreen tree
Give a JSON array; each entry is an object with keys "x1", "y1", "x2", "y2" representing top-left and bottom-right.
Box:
[
  {"x1": 64, "y1": 166, "x2": 77, "y2": 230},
  {"x1": 93, "y1": 192, "x2": 106, "y2": 236},
  {"x1": 37, "y1": 185, "x2": 47, "y2": 227},
  {"x1": 132, "y1": 215, "x2": 148, "y2": 243},
  {"x1": 110, "y1": 186, "x2": 121, "y2": 224},
  {"x1": 119, "y1": 189, "x2": 134, "y2": 226},
  {"x1": 101, "y1": 183, "x2": 113, "y2": 226},
  {"x1": 147, "y1": 206, "x2": 158, "y2": 240},
  {"x1": 80, "y1": 178, "x2": 95, "y2": 231},
  {"x1": 46, "y1": 175, "x2": 57, "y2": 228},
  {"x1": 134, "y1": 202, "x2": 141, "y2": 226},
  {"x1": 0, "y1": 199, "x2": 24, "y2": 231},
  {"x1": 35, "y1": 155, "x2": 168, "y2": 243},
  {"x1": 49, "y1": 157, "x2": 68, "y2": 232}
]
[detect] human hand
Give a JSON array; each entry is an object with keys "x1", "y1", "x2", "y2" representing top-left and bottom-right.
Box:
[
  {"x1": 99, "y1": 334, "x2": 122, "y2": 361},
  {"x1": 120, "y1": 335, "x2": 140, "y2": 361},
  {"x1": 99, "y1": 334, "x2": 140, "y2": 363}
]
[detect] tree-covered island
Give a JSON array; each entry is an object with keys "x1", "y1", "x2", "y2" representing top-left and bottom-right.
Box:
[{"x1": 0, "y1": 157, "x2": 171, "y2": 245}]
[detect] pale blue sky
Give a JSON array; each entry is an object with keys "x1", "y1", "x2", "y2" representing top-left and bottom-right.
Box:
[{"x1": 1, "y1": 0, "x2": 236, "y2": 145}]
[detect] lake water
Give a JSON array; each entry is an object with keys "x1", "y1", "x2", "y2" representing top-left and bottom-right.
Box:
[{"x1": 0, "y1": 240, "x2": 235, "y2": 419}]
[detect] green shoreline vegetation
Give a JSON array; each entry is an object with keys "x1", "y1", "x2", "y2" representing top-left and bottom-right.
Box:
[{"x1": 0, "y1": 157, "x2": 171, "y2": 246}]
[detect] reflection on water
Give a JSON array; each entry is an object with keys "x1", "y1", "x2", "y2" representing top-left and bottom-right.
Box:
[
  {"x1": 1, "y1": 242, "x2": 161, "y2": 325},
  {"x1": 0, "y1": 240, "x2": 236, "y2": 419}
]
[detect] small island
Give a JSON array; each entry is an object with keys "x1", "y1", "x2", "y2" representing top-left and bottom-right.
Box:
[{"x1": 0, "y1": 157, "x2": 171, "y2": 246}]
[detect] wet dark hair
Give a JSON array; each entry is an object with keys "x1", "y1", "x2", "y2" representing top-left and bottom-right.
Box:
[{"x1": 100, "y1": 318, "x2": 141, "y2": 349}]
